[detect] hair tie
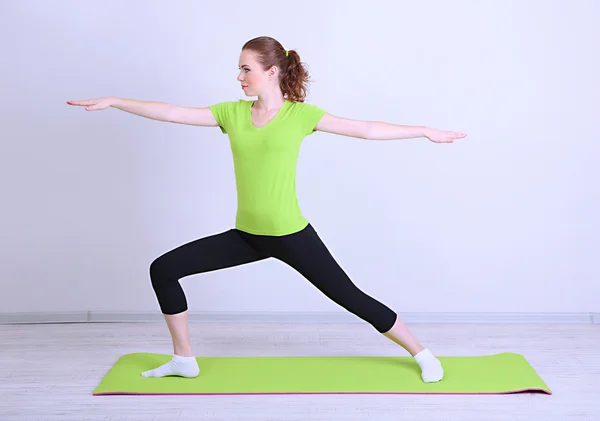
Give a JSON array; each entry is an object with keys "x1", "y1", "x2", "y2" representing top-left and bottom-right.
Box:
[{"x1": 285, "y1": 49, "x2": 289, "y2": 57}]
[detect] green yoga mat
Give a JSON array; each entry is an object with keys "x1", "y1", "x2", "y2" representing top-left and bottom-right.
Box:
[{"x1": 93, "y1": 352, "x2": 551, "y2": 396}]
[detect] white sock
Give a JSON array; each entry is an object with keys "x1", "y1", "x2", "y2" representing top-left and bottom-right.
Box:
[
  {"x1": 414, "y1": 348, "x2": 444, "y2": 383},
  {"x1": 141, "y1": 354, "x2": 200, "y2": 378}
]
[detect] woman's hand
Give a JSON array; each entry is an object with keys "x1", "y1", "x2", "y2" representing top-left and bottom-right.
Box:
[
  {"x1": 425, "y1": 128, "x2": 467, "y2": 143},
  {"x1": 66, "y1": 97, "x2": 116, "y2": 111}
]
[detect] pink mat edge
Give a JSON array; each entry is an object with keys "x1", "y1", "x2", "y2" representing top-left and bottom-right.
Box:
[{"x1": 93, "y1": 387, "x2": 552, "y2": 396}]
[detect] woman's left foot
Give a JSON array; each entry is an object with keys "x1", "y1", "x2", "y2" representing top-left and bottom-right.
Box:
[{"x1": 413, "y1": 348, "x2": 444, "y2": 383}]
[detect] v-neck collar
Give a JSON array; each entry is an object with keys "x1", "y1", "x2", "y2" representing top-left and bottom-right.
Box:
[{"x1": 248, "y1": 100, "x2": 289, "y2": 129}]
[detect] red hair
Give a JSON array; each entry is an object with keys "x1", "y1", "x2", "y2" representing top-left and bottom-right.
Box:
[{"x1": 242, "y1": 36, "x2": 311, "y2": 102}]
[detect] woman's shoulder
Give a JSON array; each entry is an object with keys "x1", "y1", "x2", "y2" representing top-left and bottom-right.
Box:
[
  {"x1": 210, "y1": 99, "x2": 251, "y2": 114},
  {"x1": 287, "y1": 99, "x2": 324, "y2": 112},
  {"x1": 287, "y1": 99, "x2": 326, "y2": 117}
]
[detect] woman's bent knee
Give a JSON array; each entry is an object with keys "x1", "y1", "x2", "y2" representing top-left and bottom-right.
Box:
[{"x1": 149, "y1": 256, "x2": 167, "y2": 287}]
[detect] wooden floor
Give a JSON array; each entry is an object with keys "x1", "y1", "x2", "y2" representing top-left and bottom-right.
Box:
[{"x1": 1, "y1": 321, "x2": 598, "y2": 421}]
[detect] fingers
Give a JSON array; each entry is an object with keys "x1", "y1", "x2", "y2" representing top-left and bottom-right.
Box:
[
  {"x1": 86, "y1": 104, "x2": 107, "y2": 111},
  {"x1": 67, "y1": 98, "x2": 107, "y2": 111},
  {"x1": 441, "y1": 134, "x2": 464, "y2": 143},
  {"x1": 66, "y1": 99, "x2": 96, "y2": 106},
  {"x1": 429, "y1": 130, "x2": 467, "y2": 143},
  {"x1": 444, "y1": 132, "x2": 467, "y2": 142}
]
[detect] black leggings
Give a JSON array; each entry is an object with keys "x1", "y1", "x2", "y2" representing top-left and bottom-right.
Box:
[{"x1": 149, "y1": 223, "x2": 397, "y2": 333}]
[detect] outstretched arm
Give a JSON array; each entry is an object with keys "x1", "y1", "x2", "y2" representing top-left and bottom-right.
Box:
[
  {"x1": 67, "y1": 97, "x2": 219, "y2": 127},
  {"x1": 315, "y1": 113, "x2": 466, "y2": 143}
]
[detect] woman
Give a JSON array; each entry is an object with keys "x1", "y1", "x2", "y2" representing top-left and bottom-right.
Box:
[{"x1": 68, "y1": 36, "x2": 466, "y2": 383}]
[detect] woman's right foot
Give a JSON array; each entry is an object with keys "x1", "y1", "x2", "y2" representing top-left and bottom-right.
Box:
[{"x1": 141, "y1": 354, "x2": 200, "y2": 378}]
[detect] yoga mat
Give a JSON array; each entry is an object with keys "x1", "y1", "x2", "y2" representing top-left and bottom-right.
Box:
[{"x1": 93, "y1": 352, "x2": 551, "y2": 396}]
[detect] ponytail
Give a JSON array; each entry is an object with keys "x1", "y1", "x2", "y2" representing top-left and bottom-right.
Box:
[{"x1": 280, "y1": 49, "x2": 310, "y2": 102}]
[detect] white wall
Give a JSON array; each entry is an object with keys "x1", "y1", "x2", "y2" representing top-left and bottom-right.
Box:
[{"x1": 1, "y1": 0, "x2": 598, "y2": 317}]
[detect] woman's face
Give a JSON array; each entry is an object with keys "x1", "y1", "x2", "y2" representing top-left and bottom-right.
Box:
[{"x1": 237, "y1": 49, "x2": 276, "y2": 97}]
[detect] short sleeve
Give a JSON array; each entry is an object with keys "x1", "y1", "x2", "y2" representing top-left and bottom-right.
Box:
[
  {"x1": 209, "y1": 101, "x2": 235, "y2": 134},
  {"x1": 299, "y1": 102, "x2": 327, "y2": 136}
]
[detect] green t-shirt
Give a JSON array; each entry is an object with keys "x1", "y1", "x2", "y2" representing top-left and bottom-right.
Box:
[{"x1": 209, "y1": 99, "x2": 327, "y2": 236}]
